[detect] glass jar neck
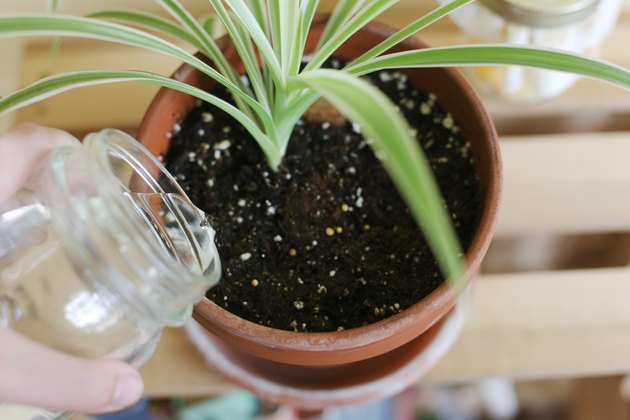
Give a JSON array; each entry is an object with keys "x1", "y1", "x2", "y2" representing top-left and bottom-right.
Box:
[
  {"x1": 42, "y1": 129, "x2": 221, "y2": 327},
  {"x1": 480, "y1": 0, "x2": 600, "y2": 27}
]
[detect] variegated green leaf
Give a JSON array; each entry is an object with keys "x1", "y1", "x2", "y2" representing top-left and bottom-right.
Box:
[
  {"x1": 88, "y1": 10, "x2": 203, "y2": 49},
  {"x1": 296, "y1": 69, "x2": 464, "y2": 286},
  {"x1": 349, "y1": 0, "x2": 473, "y2": 68},
  {"x1": 0, "y1": 70, "x2": 282, "y2": 168},
  {"x1": 349, "y1": 45, "x2": 630, "y2": 90},
  {"x1": 304, "y1": 0, "x2": 398, "y2": 71},
  {"x1": 0, "y1": 15, "x2": 272, "y2": 125}
]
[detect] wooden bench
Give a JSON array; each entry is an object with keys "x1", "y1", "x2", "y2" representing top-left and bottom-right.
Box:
[{"x1": 1, "y1": 0, "x2": 630, "y2": 399}]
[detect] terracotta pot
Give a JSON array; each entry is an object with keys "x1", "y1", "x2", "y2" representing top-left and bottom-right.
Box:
[{"x1": 138, "y1": 17, "x2": 500, "y2": 404}]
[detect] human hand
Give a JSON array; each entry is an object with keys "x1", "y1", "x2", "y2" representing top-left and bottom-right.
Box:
[{"x1": 0, "y1": 124, "x2": 144, "y2": 413}]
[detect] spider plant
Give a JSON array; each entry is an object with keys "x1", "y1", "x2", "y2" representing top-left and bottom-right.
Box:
[{"x1": 0, "y1": 0, "x2": 629, "y2": 291}]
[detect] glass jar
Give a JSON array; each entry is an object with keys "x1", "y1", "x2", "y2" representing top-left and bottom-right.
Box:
[
  {"x1": 441, "y1": 0, "x2": 622, "y2": 103},
  {"x1": 0, "y1": 129, "x2": 221, "y2": 416}
]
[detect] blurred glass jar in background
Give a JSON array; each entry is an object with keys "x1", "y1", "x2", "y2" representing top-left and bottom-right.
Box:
[{"x1": 441, "y1": 0, "x2": 622, "y2": 103}]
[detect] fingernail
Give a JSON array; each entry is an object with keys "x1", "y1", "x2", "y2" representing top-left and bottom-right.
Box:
[{"x1": 110, "y1": 374, "x2": 144, "y2": 409}]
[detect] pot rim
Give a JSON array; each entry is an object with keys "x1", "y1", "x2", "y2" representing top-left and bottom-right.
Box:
[{"x1": 139, "y1": 17, "x2": 501, "y2": 365}]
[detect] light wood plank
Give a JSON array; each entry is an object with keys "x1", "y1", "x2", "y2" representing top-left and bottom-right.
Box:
[
  {"x1": 6, "y1": 0, "x2": 630, "y2": 399},
  {"x1": 498, "y1": 132, "x2": 630, "y2": 235},
  {"x1": 0, "y1": 0, "x2": 209, "y2": 15},
  {"x1": 2, "y1": 0, "x2": 628, "y2": 16},
  {"x1": 427, "y1": 267, "x2": 630, "y2": 382},
  {"x1": 139, "y1": 327, "x2": 235, "y2": 398},
  {"x1": 12, "y1": 44, "x2": 630, "y2": 237},
  {"x1": 0, "y1": 40, "x2": 24, "y2": 132},
  {"x1": 141, "y1": 267, "x2": 630, "y2": 396},
  {"x1": 10, "y1": 9, "x2": 630, "y2": 134},
  {"x1": 12, "y1": 43, "x2": 185, "y2": 133}
]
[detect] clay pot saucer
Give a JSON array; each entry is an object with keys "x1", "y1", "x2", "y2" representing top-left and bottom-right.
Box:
[{"x1": 185, "y1": 299, "x2": 466, "y2": 409}]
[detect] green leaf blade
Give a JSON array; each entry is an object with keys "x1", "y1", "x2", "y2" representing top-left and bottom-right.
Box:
[
  {"x1": 222, "y1": 0, "x2": 283, "y2": 83},
  {"x1": 350, "y1": 45, "x2": 630, "y2": 91},
  {"x1": 0, "y1": 15, "x2": 273, "y2": 127},
  {"x1": 349, "y1": 0, "x2": 473, "y2": 69},
  {"x1": 278, "y1": 0, "x2": 299, "y2": 78},
  {"x1": 49, "y1": 0, "x2": 60, "y2": 12},
  {"x1": 296, "y1": 69, "x2": 464, "y2": 286},
  {"x1": 299, "y1": 0, "x2": 319, "y2": 50},
  {"x1": 305, "y1": 0, "x2": 399, "y2": 72},
  {"x1": 87, "y1": 10, "x2": 203, "y2": 49},
  {"x1": 208, "y1": 0, "x2": 272, "y2": 112},
  {"x1": 247, "y1": 0, "x2": 271, "y2": 39},
  {"x1": 156, "y1": 0, "x2": 258, "y2": 120},
  {"x1": 315, "y1": 0, "x2": 363, "y2": 51},
  {"x1": 0, "y1": 69, "x2": 281, "y2": 167}
]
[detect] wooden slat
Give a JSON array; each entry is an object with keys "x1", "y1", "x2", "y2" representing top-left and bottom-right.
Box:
[
  {"x1": 10, "y1": 9, "x2": 630, "y2": 135},
  {"x1": 0, "y1": 40, "x2": 23, "y2": 132},
  {"x1": 569, "y1": 377, "x2": 628, "y2": 420},
  {"x1": 498, "y1": 132, "x2": 630, "y2": 235},
  {"x1": 12, "y1": 32, "x2": 630, "y2": 235},
  {"x1": 5, "y1": 0, "x2": 630, "y2": 400},
  {"x1": 0, "y1": 0, "x2": 209, "y2": 15},
  {"x1": 139, "y1": 327, "x2": 235, "y2": 398},
  {"x1": 141, "y1": 267, "x2": 630, "y2": 396},
  {"x1": 426, "y1": 267, "x2": 630, "y2": 383},
  {"x1": 2, "y1": 0, "x2": 629, "y2": 15},
  {"x1": 12, "y1": 43, "x2": 184, "y2": 133}
]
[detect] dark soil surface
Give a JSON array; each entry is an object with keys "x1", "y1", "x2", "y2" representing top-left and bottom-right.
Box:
[{"x1": 164, "y1": 62, "x2": 483, "y2": 332}]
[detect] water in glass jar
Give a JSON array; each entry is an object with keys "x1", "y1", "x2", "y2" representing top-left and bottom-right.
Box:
[{"x1": 0, "y1": 192, "x2": 219, "y2": 359}]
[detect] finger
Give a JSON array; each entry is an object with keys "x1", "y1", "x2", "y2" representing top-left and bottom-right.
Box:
[
  {"x1": 0, "y1": 124, "x2": 80, "y2": 204},
  {"x1": 0, "y1": 329, "x2": 143, "y2": 413}
]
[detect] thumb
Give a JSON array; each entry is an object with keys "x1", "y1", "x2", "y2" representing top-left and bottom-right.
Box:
[
  {"x1": 0, "y1": 123, "x2": 80, "y2": 204},
  {"x1": 0, "y1": 328, "x2": 144, "y2": 413}
]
